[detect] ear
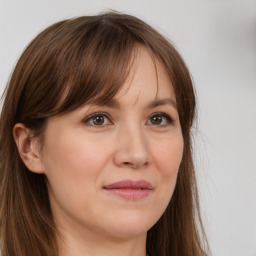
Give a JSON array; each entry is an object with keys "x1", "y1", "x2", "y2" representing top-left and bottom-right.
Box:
[{"x1": 13, "y1": 123, "x2": 45, "y2": 174}]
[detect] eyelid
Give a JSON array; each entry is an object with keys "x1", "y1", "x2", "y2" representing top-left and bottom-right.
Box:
[
  {"x1": 82, "y1": 111, "x2": 174, "y2": 128},
  {"x1": 147, "y1": 112, "x2": 174, "y2": 126},
  {"x1": 82, "y1": 112, "x2": 113, "y2": 126}
]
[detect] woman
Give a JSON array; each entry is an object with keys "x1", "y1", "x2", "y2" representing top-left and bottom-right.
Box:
[{"x1": 0, "y1": 12, "x2": 209, "y2": 256}]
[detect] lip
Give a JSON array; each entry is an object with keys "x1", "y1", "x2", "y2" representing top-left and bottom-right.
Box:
[{"x1": 103, "y1": 180, "x2": 153, "y2": 200}]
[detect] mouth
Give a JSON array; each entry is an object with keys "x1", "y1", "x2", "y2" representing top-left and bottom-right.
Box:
[{"x1": 103, "y1": 180, "x2": 153, "y2": 200}]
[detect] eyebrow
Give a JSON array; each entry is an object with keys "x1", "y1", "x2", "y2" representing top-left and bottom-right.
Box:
[
  {"x1": 146, "y1": 98, "x2": 177, "y2": 109},
  {"x1": 92, "y1": 98, "x2": 177, "y2": 109}
]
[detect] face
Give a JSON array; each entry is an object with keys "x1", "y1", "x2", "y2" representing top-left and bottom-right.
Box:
[{"x1": 39, "y1": 47, "x2": 184, "y2": 239}]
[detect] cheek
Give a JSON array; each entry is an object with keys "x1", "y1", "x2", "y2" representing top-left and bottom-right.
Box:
[
  {"x1": 143, "y1": 134, "x2": 183, "y2": 226},
  {"x1": 41, "y1": 131, "x2": 111, "y2": 203},
  {"x1": 41, "y1": 130, "x2": 116, "y2": 225},
  {"x1": 151, "y1": 134, "x2": 184, "y2": 203},
  {"x1": 43, "y1": 130, "x2": 109, "y2": 177},
  {"x1": 152, "y1": 135, "x2": 184, "y2": 177}
]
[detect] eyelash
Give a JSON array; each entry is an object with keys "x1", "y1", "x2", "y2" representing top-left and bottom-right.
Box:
[
  {"x1": 82, "y1": 111, "x2": 174, "y2": 128},
  {"x1": 147, "y1": 112, "x2": 174, "y2": 127},
  {"x1": 82, "y1": 112, "x2": 112, "y2": 127}
]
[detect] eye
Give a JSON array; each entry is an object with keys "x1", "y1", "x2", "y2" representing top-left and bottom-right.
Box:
[
  {"x1": 83, "y1": 112, "x2": 113, "y2": 127},
  {"x1": 147, "y1": 112, "x2": 173, "y2": 127}
]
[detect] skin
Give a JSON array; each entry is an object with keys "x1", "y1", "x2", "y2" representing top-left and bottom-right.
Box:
[{"x1": 14, "y1": 47, "x2": 184, "y2": 256}]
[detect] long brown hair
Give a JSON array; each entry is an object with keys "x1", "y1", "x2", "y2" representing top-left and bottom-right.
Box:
[{"x1": 0, "y1": 12, "x2": 209, "y2": 256}]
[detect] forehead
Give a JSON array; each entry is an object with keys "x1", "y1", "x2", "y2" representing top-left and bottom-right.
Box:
[
  {"x1": 113, "y1": 46, "x2": 175, "y2": 108},
  {"x1": 56, "y1": 46, "x2": 176, "y2": 114}
]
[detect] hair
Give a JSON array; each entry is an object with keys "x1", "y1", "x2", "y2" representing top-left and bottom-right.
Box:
[{"x1": 0, "y1": 11, "x2": 209, "y2": 256}]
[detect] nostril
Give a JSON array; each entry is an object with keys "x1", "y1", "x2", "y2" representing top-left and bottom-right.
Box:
[
  {"x1": 123, "y1": 162, "x2": 134, "y2": 167},
  {"x1": 123, "y1": 161, "x2": 148, "y2": 169}
]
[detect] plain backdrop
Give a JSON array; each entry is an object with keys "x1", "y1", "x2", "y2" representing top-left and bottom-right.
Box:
[{"x1": 0, "y1": 1, "x2": 256, "y2": 255}]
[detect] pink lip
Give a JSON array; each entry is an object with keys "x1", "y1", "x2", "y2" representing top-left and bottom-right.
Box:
[{"x1": 103, "y1": 180, "x2": 153, "y2": 200}]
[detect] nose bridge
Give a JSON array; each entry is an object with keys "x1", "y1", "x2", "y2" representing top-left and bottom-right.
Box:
[{"x1": 114, "y1": 121, "x2": 150, "y2": 168}]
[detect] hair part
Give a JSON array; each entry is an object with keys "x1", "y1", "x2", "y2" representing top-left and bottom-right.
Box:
[{"x1": 0, "y1": 11, "x2": 209, "y2": 256}]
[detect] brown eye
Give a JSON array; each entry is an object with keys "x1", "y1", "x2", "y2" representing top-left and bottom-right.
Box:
[
  {"x1": 147, "y1": 113, "x2": 173, "y2": 127},
  {"x1": 83, "y1": 112, "x2": 113, "y2": 127},
  {"x1": 150, "y1": 115, "x2": 162, "y2": 125},
  {"x1": 93, "y1": 116, "x2": 105, "y2": 125}
]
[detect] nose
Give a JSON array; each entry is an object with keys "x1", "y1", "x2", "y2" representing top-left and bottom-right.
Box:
[{"x1": 113, "y1": 125, "x2": 150, "y2": 169}]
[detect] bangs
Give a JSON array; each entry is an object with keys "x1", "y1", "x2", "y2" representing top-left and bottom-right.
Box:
[
  {"x1": 15, "y1": 12, "x2": 194, "y2": 135},
  {"x1": 18, "y1": 15, "x2": 138, "y2": 124},
  {"x1": 45, "y1": 17, "x2": 138, "y2": 115}
]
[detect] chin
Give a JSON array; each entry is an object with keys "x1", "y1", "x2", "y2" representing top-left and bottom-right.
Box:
[
  {"x1": 103, "y1": 213, "x2": 157, "y2": 239},
  {"x1": 108, "y1": 226, "x2": 149, "y2": 239}
]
